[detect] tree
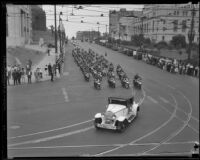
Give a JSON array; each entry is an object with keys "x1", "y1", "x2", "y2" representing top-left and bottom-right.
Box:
[
  {"x1": 131, "y1": 34, "x2": 145, "y2": 48},
  {"x1": 155, "y1": 41, "x2": 168, "y2": 50},
  {"x1": 170, "y1": 34, "x2": 186, "y2": 49}
]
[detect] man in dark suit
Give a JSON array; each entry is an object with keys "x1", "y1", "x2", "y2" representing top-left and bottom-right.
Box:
[
  {"x1": 48, "y1": 63, "x2": 52, "y2": 76},
  {"x1": 27, "y1": 70, "x2": 32, "y2": 83}
]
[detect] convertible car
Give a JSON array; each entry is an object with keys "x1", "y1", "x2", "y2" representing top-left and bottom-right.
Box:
[{"x1": 94, "y1": 97, "x2": 140, "y2": 132}]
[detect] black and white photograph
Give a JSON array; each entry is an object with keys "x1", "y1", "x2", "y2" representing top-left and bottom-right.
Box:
[{"x1": 5, "y1": 3, "x2": 199, "y2": 158}]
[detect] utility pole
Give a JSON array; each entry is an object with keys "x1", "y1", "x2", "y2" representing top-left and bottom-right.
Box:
[
  {"x1": 54, "y1": 5, "x2": 57, "y2": 53},
  {"x1": 59, "y1": 15, "x2": 61, "y2": 53},
  {"x1": 187, "y1": 4, "x2": 195, "y2": 61}
]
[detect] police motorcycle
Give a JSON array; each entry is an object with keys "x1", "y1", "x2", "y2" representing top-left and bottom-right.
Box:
[
  {"x1": 94, "y1": 78, "x2": 101, "y2": 90},
  {"x1": 121, "y1": 75, "x2": 130, "y2": 89},
  {"x1": 133, "y1": 74, "x2": 142, "y2": 89},
  {"x1": 108, "y1": 76, "x2": 116, "y2": 88},
  {"x1": 83, "y1": 71, "x2": 90, "y2": 82}
]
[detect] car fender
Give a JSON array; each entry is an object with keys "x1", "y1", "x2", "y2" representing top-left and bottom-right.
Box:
[
  {"x1": 132, "y1": 102, "x2": 139, "y2": 115},
  {"x1": 117, "y1": 116, "x2": 126, "y2": 122},
  {"x1": 95, "y1": 113, "x2": 102, "y2": 119}
]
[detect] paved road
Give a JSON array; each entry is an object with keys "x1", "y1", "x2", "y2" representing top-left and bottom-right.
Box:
[{"x1": 7, "y1": 41, "x2": 199, "y2": 157}]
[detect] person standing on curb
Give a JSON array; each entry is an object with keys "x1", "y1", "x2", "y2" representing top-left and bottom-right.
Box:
[
  {"x1": 21, "y1": 68, "x2": 25, "y2": 83},
  {"x1": 53, "y1": 64, "x2": 56, "y2": 77},
  {"x1": 48, "y1": 63, "x2": 52, "y2": 76},
  {"x1": 7, "y1": 65, "x2": 11, "y2": 85},
  {"x1": 12, "y1": 69, "x2": 17, "y2": 85},
  {"x1": 27, "y1": 70, "x2": 32, "y2": 84}
]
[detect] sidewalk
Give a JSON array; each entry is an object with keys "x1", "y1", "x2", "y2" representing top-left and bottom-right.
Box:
[{"x1": 8, "y1": 49, "x2": 59, "y2": 86}]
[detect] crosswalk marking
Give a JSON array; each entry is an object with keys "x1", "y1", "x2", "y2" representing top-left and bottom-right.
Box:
[
  {"x1": 159, "y1": 96, "x2": 169, "y2": 103},
  {"x1": 147, "y1": 96, "x2": 158, "y2": 104}
]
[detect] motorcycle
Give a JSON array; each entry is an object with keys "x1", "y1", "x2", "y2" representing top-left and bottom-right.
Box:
[
  {"x1": 108, "y1": 77, "x2": 116, "y2": 88},
  {"x1": 84, "y1": 72, "x2": 90, "y2": 82},
  {"x1": 94, "y1": 79, "x2": 101, "y2": 90},
  {"x1": 133, "y1": 78, "x2": 142, "y2": 89},
  {"x1": 121, "y1": 78, "x2": 130, "y2": 89}
]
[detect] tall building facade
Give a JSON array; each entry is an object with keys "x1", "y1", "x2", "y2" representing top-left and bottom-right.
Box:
[
  {"x1": 109, "y1": 3, "x2": 199, "y2": 44},
  {"x1": 132, "y1": 3, "x2": 199, "y2": 43},
  {"x1": 6, "y1": 5, "x2": 32, "y2": 47},
  {"x1": 109, "y1": 8, "x2": 142, "y2": 41},
  {"x1": 76, "y1": 31, "x2": 100, "y2": 41}
]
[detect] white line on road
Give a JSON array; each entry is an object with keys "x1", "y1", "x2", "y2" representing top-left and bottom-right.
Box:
[
  {"x1": 8, "y1": 141, "x2": 196, "y2": 150},
  {"x1": 105, "y1": 152, "x2": 192, "y2": 157},
  {"x1": 141, "y1": 90, "x2": 193, "y2": 155},
  {"x1": 8, "y1": 119, "x2": 93, "y2": 139},
  {"x1": 8, "y1": 126, "x2": 94, "y2": 147},
  {"x1": 167, "y1": 84, "x2": 176, "y2": 90},
  {"x1": 62, "y1": 88, "x2": 69, "y2": 102},
  {"x1": 159, "y1": 96, "x2": 169, "y2": 103},
  {"x1": 147, "y1": 96, "x2": 158, "y2": 104}
]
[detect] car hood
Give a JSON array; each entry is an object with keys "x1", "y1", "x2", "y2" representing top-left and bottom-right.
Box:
[{"x1": 106, "y1": 104, "x2": 126, "y2": 113}]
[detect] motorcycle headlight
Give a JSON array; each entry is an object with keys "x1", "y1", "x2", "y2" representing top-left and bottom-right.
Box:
[{"x1": 112, "y1": 115, "x2": 116, "y2": 119}]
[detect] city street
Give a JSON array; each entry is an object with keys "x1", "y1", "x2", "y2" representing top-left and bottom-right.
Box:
[{"x1": 7, "y1": 41, "x2": 199, "y2": 157}]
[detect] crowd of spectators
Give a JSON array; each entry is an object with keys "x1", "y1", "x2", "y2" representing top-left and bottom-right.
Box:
[
  {"x1": 6, "y1": 59, "x2": 62, "y2": 85},
  {"x1": 141, "y1": 53, "x2": 199, "y2": 77}
]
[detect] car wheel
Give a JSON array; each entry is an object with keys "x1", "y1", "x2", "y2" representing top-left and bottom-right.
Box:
[{"x1": 118, "y1": 122, "x2": 126, "y2": 132}]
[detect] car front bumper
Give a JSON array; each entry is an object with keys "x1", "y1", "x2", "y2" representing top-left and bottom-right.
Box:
[{"x1": 97, "y1": 123, "x2": 117, "y2": 130}]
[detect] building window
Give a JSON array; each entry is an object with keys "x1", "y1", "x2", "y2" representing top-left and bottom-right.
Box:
[
  {"x1": 173, "y1": 20, "x2": 178, "y2": 32},
  {"x1": 177, "y1": 11, "x2": 179, "y2": 15},
  {"x1": 185, "y1": 11, "x2": 188, "y2": 16},
  {"x1": 182, "y1": 20, "x2": 187, "y2": 32},
  {"x1": 162, "y1": 36, "x2": 165, "y2": 41}
]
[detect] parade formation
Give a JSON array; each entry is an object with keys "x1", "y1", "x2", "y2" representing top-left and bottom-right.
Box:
[{"x1": 72, "y1": 46, "x2": 137, "y2": 90}]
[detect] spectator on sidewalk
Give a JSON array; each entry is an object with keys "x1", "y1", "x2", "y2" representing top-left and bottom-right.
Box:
[
  {"x1": 44, "y1": 65, "x2": 48, "y2": 76},
  {"x1": 34, "y1": 69, "x2": 38, "y2": 82},
  {"x1": 27, "y1": 70, "x2": 32, "y2": 84},
  {"x1": 21, "y1": 68, "x2": 25, "y2": 83},
  {"x1": 17, "y1": 68, "x2": 22, "y2": 84},
  {"x1": 53, "y1": 64, "x2": 56, "y2": 77},
  {"x1": 58, "y1": 63, "x2": 61, "y2": 75},
  {"x1": 48, "y1": 63, "x2": 52, "y2": 76},
  {"x1": 194, "y1": 65, "x2": 199, "y2": 77},
  {"x1": 7, "y1": 65, "x2": 11, "y2": 85},
  {"x1": 12, "y1": 69, "x2": 17, "y2": 85},
  {"x1": 50, "y1": 66, "x2": 54, "y2": 82}
]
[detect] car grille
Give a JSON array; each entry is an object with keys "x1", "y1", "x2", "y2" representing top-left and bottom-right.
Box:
[{"x1": 105, "y1": 119, "x2": 114, "y2": 124}]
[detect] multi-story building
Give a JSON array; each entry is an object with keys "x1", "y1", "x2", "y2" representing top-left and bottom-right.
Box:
[
  {"x1": 6, "y1": 5, "x2": 32, "y2": 47},
  {"x1": 132, "y1": 3, "x2": 199, "y2": 43},
  {"x1": 109, "y1": 8, "x2": 142, "y2": 41}
]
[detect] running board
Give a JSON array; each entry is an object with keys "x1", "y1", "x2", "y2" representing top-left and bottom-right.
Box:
[{"x1": 128, "y1": 114, "x2": 136, "y2": 122}]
